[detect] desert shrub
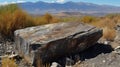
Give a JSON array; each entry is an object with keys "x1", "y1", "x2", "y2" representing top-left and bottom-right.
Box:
[
  {"x1": 51, "y1": 17, "x2": 60, "y2": 23},
  {"x1": 106, "y1": 13, "x2": 120, "y2": 19},
  {"x1": 0, "y1": 4, "x2": 59, "y2": 39},
  {"x1": 102, "y1": 27, "x2": 116, "y2": 41},
  {"x1": 90, "y1": 20, "x2": 116, "y2": 41},
  {"x1": 1, "y1": 57, "x2": 18, "y2": 67},
  {"x1": 59, "y1": 14, "x2": 119, "y2": 40},
  {"x1": 80, "y1": 16, "x2": 97, "y2": 23},
  {"x1": 33, "y1": 15, "x2": 59, "y2": 25},
  {"x1": 60, "y1": 17, "x2": 81, "y2": 22},
  {"x1": 33, "y1": 16, "x2": 48, "y2": 25},
  {"x1": 82, "y1": 14, "x2": 118, "y2": 41},
  {"x1": 0, "y1": 4, "x2": 35, "y2": 38},
  {"x1": 43, "y1": 13, "x2": 53, "y2": 23}
]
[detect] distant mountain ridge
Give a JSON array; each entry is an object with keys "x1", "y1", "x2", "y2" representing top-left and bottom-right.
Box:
[{"x1": 18, "y1": 1, "x2": 120, "y2": 14}]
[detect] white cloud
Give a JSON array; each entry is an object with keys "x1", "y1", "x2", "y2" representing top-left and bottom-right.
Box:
[
  {"x1": 0, "y1": 0, "x2": 26, "y2": 5},
  {"x1": 17, "y1": 0, "x2": 26, "y2": 3},
  {"x1": 0, "y1": 1, "x2": 9, "y2": 5},
  {"x1": 56, "y1": 0, "x2": 65, "y2": 3}
]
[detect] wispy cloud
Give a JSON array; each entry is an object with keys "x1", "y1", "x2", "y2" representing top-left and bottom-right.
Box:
[
  {"x1": 0, "y1": 1, "x2": 8, "y2": 5},
  {"x1": 0, "y1": 0, "x2": 26, "y2": 5},
  {"x1": 56, "y1": 0, "x2": 65, "y2": 3}
]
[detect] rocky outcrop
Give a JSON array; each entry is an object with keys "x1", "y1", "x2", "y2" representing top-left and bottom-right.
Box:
[{"x1": 14, "y1": 22, "x2": 102, "y2": 65}]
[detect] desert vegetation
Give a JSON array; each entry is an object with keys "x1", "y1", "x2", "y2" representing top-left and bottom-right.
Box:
[
  {"x1": 0, "y1": 4, "x2": 120, "y2": 41},
  {"x1": 0, "y1": 4, "x2": 59, "y2": 39},
  {"x1": 80, "y1": 15, "x2": 120, "y2": 41},
  {"x1": 59, "y1": 14, "x2": 120, "y2": 41}
]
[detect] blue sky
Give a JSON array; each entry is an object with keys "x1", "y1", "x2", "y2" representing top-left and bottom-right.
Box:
[{"x1": 0, "y1": 0, "x2": 120, "y2": 6}]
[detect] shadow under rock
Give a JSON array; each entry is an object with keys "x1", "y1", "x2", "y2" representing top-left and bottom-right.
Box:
[
  {"x1": 55, "y1": 43, "x2": 114, "y2": 67},
  {"x1": 78, "y1": 43, "x2": 114, "y2": 61},
  {"x1": 33, "y1": 43, "x2": 114, "y2": 67}
]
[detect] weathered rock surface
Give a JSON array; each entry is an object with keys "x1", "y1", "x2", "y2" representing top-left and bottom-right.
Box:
[{"x1": 14, "y1": 22, "x2": 102, "y2": 65}]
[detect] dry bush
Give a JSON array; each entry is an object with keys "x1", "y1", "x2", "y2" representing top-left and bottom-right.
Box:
[
  {"x1": 33, "y1": 16, "x2": 48, "y2": 25},
  {"x1": 51, "y1": 17, "x2": 60, "y2": 23},
  {"x1": 80, "y1": 14, "x2": 120, "y2": 41},
  {"x1": 91, "y1": 18, "x2": 116, "y2": 41},
  {"x1": 80, "y1": 16, "x2": 97, "y2": 23},
  {"x1": 1, "y1": 57, "x2": 18, "y2": 67},
  {"x1": 102, "y1": 27, "x2": 116, "y2": 41},
  {"x1": 43, "y1": 13, "x2": 53, "y2": 23},
  {"x1": 0, "y1": 4, "x2": 59, "y2": 39},
  {"x1": 60, "y1": 17, "x2": 81, "y2": 22},
  {"x1": 33, "y1": 14, "x2": 59, "y2": 25},
  {"x1": 0, "y1": 4, "x2": 35, "y2": 38},
  {"x1": 59, "y1": 14, "x2": 120, "y2": 41}
]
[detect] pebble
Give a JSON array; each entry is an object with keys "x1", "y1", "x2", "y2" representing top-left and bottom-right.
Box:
[
  {"x1": 102, "y1": 60, "x2": 106, "y2": 63},
  {"x1": 51, "y1": 62, "x2": 62, "y2": 67},
  {"x1": 114, "y1": 46, "x2": 120, "y2": 54}
]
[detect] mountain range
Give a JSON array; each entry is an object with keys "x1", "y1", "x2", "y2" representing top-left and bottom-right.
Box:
[{"x1": 18, "y1": 1, "x2": 120, "y2": 15}]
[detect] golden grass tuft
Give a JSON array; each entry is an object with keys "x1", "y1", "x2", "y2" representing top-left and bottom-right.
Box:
[
  {"x1": 1, "y1": 57, "x2": 18, "y2": 67},
  {"x1": 0, "y1": 4, "x2": 35, "y2": 38},
  {"x1": 80, "y1": 15, "x2": 120, "y2": 41},
  {"x1": 102, "y1": 27, "x2": 116, "y2": 41},
  {"x1": 0, "y1": 4, "x2": 59, "y2": 39},
  {"x1": 80, "y1": 16, "x2": 98, "y2": 23}
]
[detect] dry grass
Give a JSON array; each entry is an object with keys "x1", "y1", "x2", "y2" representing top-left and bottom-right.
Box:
[
  {"x1": 0, "y1": 4, "x2": 34, "y2": 38},
  {"x1": 80, "y1": 16, "x2": 98, "y2": 23},
  {"x1": 0, "y1": 4, "x2": 59, "y2": 39},
  {"x1": 0, "y1": 4, "x2": 119, "y2": 41},
  {"x1": 102, "y1": 27, "x2": 116, "y2": 41},
  {"x1": 1, "y1": 57, "x2": 18, "y2": 67},
  {"x1": 79, "y1": 14, "x2": 120, "y2": 41}
]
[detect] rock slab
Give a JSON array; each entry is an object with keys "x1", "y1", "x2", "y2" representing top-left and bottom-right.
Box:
[{"x1": 14, "y1": 22, "x2": 102, "y2": 64}]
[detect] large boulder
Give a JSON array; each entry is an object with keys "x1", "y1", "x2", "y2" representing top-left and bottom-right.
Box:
[{"x1": 14, "y1": 22, "x2": 102, "y2": 64}]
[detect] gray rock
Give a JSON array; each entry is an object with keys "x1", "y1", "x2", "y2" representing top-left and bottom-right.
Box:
[{"x1": 14, "y1": 22, "x2": 103, "y2": 65}]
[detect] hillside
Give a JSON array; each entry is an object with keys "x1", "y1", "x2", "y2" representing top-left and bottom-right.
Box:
[{"x1": 18, "y1": 1, "x2": 120, "y2": 15}]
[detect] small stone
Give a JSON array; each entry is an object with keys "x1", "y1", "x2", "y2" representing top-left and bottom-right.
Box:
[
  {"x1": 103, "y1": 60, "x2": 106, "y2": 63},
  {"x1": 104, "y1": 41, "x2": 110, "y2": 45},
  {"x1": 51, "y1": 62, "x2": 61, "y2": 67},
  {"x1": 114, "y1": 46, "x2": 120, "y2": 54}
]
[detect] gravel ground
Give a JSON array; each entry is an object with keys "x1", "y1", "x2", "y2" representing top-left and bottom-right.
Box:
[
  {"x1": 74, "y1": 52, "x2": 120, "y2": 67},
  {"x1": 73, "y1": 42, "x2": 120, "y2": 67}
]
